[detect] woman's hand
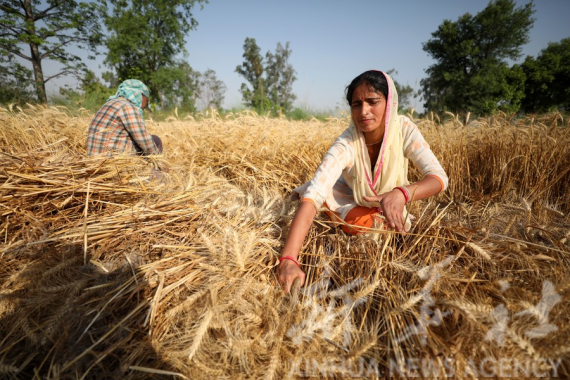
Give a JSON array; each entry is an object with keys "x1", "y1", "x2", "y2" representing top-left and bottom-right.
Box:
[
  {"x1": 364, "y1": 189, "x2": 407, "y2": 232},
  {"x1": 363, "y1": 177, "x2": 443, "y2": 233},
  {"x1": 277, "y1": 259, "x2": 306, "y2": 294}
]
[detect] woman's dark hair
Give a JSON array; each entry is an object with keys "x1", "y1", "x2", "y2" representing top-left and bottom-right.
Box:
[{"x1": 345, "y1": 70, "x2": 388, "y2": 105}]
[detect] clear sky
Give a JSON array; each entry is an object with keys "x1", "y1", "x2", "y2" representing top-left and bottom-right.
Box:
[{"x1": 47, "y1": 0, "x2": 570, "y2": 113}]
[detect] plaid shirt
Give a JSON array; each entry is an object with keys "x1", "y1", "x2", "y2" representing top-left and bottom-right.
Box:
[{"x1": 86, "y1": 98, "x2": 160, "y2": 156}]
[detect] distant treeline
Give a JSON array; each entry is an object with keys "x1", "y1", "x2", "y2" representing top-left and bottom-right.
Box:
[{"x1": 0, "y1": 0, "x2": 568, "y2": 116}]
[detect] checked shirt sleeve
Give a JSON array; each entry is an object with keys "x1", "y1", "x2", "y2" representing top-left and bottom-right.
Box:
[{"x1": 119, "y1": 104, "x2": 160, "y2": 155}]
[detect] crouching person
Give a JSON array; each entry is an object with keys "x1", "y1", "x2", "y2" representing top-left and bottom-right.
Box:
[{"x1": 86, "y1": 79, "x2": 163, "y2": 156}]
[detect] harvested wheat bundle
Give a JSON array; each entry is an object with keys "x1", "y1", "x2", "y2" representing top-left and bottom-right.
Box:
[{"x1": 0, "y1": 106, "x2": 568, "y2": 379}]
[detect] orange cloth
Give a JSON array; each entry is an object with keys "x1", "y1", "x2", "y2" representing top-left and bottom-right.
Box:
[{"x1": 324, "y1": 203, "x2": 383, "y2": 236}]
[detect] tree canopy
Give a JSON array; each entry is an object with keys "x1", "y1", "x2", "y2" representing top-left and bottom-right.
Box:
[
  {"x1": 420, "y1": 0, "x2": 535, "y2": 115},
  {"x1": 102, "y1": 0, "x2": 206, "y2": 110},
  {"x1": 235, "y1": 38, "x2": 267, "y2": 112},
  {"x1": 265, "y1": 42, "x2": 297, "y2": 114},
  {"x1": 57, "y1": 69, "x2": 115, "y2": 110},
  {"x1": 0, "y1": 0, "x2": 103, "y2": 103},
  {"x1": 197, "y1": 69, "x2": 227, "y2": 111},
  {"x1": 521, "y1": 38, "x2": 570, "y2": 113},
  {"x1": 0, "y1": 55, "x2": 35, "y2": 104},
  {"x1": 236, "y1": 38, "x2": 297, "y2": 114}
]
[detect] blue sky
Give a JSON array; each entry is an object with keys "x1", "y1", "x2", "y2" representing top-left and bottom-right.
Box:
[{"x1": 47, "y1": 0, "x2": 570, "y2": 112}]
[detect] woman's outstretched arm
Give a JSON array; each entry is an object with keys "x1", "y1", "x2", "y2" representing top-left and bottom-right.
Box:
[{"x1": 276, "y1": 201, "x2": 317, "y2": 293}]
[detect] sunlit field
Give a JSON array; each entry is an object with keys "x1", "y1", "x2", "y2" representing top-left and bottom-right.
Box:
[{"x1": 0, "y1": 105, "x2": 569, "y2": 379}]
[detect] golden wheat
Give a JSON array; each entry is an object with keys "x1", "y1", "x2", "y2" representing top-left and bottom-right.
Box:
[{"x1": 0, "y1": 105, "x2": 568, "y2": 378}]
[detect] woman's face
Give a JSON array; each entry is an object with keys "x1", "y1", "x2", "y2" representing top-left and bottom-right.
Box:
[{"x1": 350, "y1": 83, "x2": 387, "y2": 135}]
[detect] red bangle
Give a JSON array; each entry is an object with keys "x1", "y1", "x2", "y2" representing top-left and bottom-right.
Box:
[
  {"x1": 279, "y1": 256, "x2": 300, "y2": 267},
  {"x1": 394, "y1": 186, "x2": 410, "y2": 204}
]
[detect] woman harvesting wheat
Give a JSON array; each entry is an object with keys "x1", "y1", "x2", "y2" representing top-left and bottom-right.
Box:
[
  {"x1": 86, "y1": 79, "x2": 163, "y2": 156},
  {"x1": 277, "y1": 70, "x2": 448, "y2": 293}
]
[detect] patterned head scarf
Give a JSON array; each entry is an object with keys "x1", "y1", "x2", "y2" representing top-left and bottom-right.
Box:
[
  {"x1": 108, "y1": 79, "x2": 150, "y2": 110},
  {"x1": 349, "y1": 70, "x2": 411, "y2": 230}
]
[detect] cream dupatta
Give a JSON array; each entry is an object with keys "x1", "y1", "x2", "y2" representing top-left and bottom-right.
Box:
[{"x1": 349, "y1": 71, "x2": 411, "y2": 230}]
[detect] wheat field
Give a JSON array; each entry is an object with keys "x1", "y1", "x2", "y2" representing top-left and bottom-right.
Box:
[{"x1": 0, "y1": 105, "x2": 569, "y2": 379}]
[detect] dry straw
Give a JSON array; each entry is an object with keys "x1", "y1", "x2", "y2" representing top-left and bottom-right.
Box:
[{"x1": 0, "y1": 105, "x2": 569, "y2": 378}]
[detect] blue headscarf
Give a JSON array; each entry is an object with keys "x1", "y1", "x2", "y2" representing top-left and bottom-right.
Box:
[{"x1": 108, "y1": 79, "x2": 150, "y2": 112}]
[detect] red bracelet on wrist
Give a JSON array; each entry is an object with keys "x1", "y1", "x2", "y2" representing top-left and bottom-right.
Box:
[
  {"x1": 279, "y1": 256, "x2": 300, "y2": 267},
  {"x1": 394, "y1": 186, "x2": 410, "y2": 204}
]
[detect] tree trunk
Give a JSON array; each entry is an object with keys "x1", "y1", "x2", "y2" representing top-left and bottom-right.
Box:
[
  {"x1": 30, "y1": 44, "x2": 47, "y2": 103},
  {"x1": 24, "y1": 0, "x2": 47, "y2": 103}
]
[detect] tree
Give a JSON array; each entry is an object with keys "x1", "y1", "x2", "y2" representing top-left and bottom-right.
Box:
[
  {"x1": 420, "y1": 0, "x2": 534, "y2": 115},
  {"x1": 235, "y1": 38, "x2": 297, "y2": 114},
  {"x1": 0, "y1": 0, "x2": 103, "y2": 103},
  {"x1": 235, "y1": 37, "x2": 268, "y2": 112},
  {"x1": 266, "y1": 42, "x2": 297, "y2": 114},
  {"x1": 521, "y1": 38, "x2": 570, "y2": 113},
  {"x1": 0, "y1": 55, "x2": 35, "y2": 104},
  {"x1": 197, "y1": 69, "x2": 227, "y2": 110},
  {"x1": 150, "y1": 60, "x2": 200, "y2": 111},
  {"x1": 102, "y1": 0, "x2": 206, "y2": 107},
  {"x1": 58, "y1": 69, "x2": 114, "y2": 110}
]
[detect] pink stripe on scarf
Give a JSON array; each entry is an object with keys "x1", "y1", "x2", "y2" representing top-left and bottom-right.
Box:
[
  {"x1": 372, "y1": 71, "x2": 391, "y2": 187},
  {"x1": 359, "y1": 144, "x2": 379, "y2": 196}
]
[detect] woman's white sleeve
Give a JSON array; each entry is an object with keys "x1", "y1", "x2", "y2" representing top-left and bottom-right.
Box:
[
  {"x1": 401, "y1": 117, "x2": 448, "y2": 191},
  {"x1": 301, "y1": 137, "x2": 353, "y2": 209}
]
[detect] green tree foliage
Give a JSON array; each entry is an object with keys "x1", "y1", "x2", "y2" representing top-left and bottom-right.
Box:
[
  {"x1": 102, "y1": 0, "x2": 206, "y2": 110},
  {"x1": 235, "y1": 37, "x2": 268, "y2": 112},
  {"x1": 236, "y1": 38, "x2": 297, "y2": 114},
  {"x1": 57, "y1": 69, "x2": 115, "y2": 110},
  {"x1": 0, "y1": 55, "x2": 36, "y2": 104},
  {"x1": 266, "y1": 42, "x2": 297, "y2": 114},
  {"x1": 0, "y1": 0, "x2": 103, "y2": 103},
  {"x1": 197, "y1": 69, "x2": 227, "y2": 110},
  {"x1": 420, "y1": 0, "x2": 534, "y2": 115},
  {"x1": 152, "y1": 61, "x2": 200, "y2": 112},
  {"x1": 521, "y1": 38, "x2": 570, "y2": 113}
]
